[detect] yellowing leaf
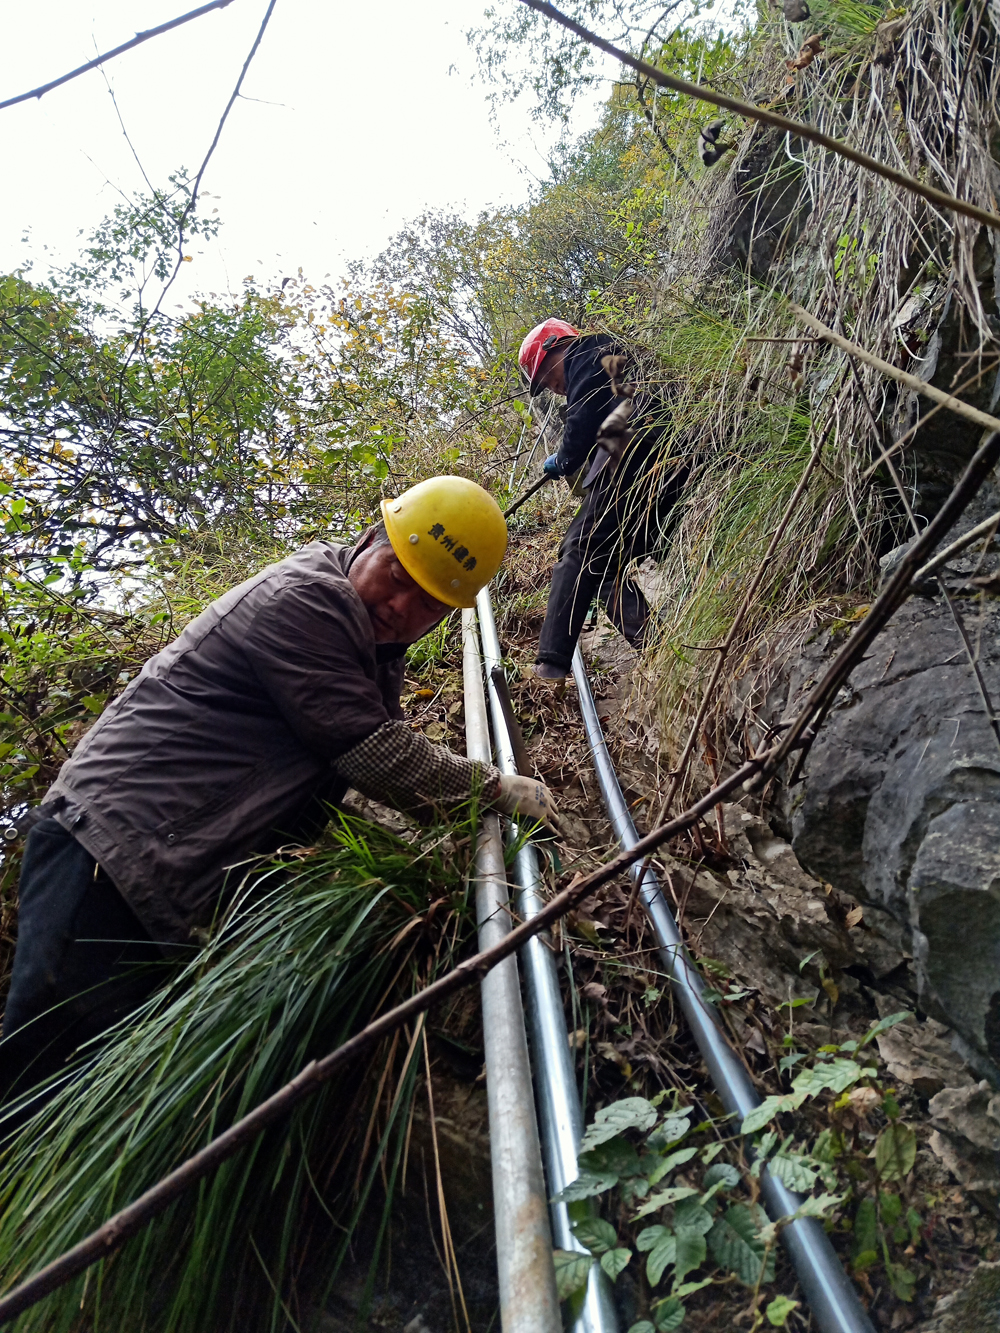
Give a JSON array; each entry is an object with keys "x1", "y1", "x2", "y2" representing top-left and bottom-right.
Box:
[
  {"x1": 766, "y1": 1295, "x2": 800, "y2": 1326},
  {"x1": 875, "y1": 1122, "x2": 917, "y2": 1181},
  {"x1": 552, "y1": 1249, "x2": 593, "y2": 1300}
]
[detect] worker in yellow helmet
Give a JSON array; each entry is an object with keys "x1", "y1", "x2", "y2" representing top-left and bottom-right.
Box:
[{"x1": 1, "y1": 476, "x2": 560, "y2": 1108}]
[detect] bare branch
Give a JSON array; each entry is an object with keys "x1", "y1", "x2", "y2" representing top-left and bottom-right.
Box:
[
  {"x1": 0, "y1": 0, "x2": 236, "y2": 113},
  {"x1": 516, "y1": 0, "x2": 1000, "y2": 233}
]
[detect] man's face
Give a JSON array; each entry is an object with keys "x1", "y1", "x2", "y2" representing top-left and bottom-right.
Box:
[
  {"x1": 536, "y1": 347, "x2": 567, "y2": 397},
  {"x1": 348, "y1": 539, "x2": 451, "y2": 644}
]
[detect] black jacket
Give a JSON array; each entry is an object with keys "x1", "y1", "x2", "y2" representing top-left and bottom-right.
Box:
[{"x1": 551, "y1": 334, "x2": 619, "y2": 477}]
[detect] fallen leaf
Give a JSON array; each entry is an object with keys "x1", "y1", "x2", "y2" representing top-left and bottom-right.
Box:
[
  {"x1": 581, "y1": 981, "x2": 609, "y2": 1005},
  {"x1": 847, "y1": 1086, "x2": 881, "y2": 1118},
  {"x1": 845, "y1": 905, "x2": 864, "y2": 928}
]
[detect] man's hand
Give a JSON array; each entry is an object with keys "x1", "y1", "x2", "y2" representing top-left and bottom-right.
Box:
[
  {"x1": 542, "y1": 454, "x2": 563, "y2": 479},
  {"x1": 493, "y1": 773, "x2": 564, "y2": 837}
]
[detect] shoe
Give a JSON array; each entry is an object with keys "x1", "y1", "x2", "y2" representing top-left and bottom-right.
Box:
[{"x1": 534, "y1": 662, "x2": 568, "y2": 681}]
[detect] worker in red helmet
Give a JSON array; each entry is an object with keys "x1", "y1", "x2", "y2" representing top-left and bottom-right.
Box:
[{"x1": 517, "y1": 320, "x2": 688, "y2": 680}]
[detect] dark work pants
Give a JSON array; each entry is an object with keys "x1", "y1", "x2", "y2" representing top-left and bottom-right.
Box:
[
  {"x1": 537, "y1": 437, "x2": 687, "y2": 672},
  {"x1": 0, "y1": 819, "x2": 164, "y2": 1118}
]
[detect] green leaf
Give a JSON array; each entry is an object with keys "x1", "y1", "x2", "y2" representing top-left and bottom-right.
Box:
[
  {"x1": 875, "y1": 1123, "x2": 916, "y2": 1181},
  {"x1": 580, "y1": 1135, "x2": 642, "y2": 1178},
  {"x1": 851, "y1": 1197, "x2": 877, "y2": 1264},
  {"x1": 673, "y1": 1200, "x2": 714, "y2": 1236},
  {"x1": 579, "y1": 1097, "x2": 658, "y2": 1153},
  {"x1": 887, "y1": 1262, "x2": 917, "y2": 1303},
  {"x1": 674, "y1": 1277, "x2": 714, "y2": 1297},
  {"x1": 793, "y1": 1192, "x2": 845, "y2": 1221},
  {"x1": 600, "y1": 1247, "x2": 632, "y2": 1281},
  {"x1": 858, "y1": 1010, "x2": 913, "y2": 1048},
  {"x1": 740, "y1": 1092, "x2": 807, "y2": 1135},
  {"x1": 702, "y1": 1162, "x2": 740, "y2": 1191},
  {"x1": 673, "y1": 1226, "x2": 707, "y2": 1286},
  {"x1": 648, "y1": 1146, "x2": 699, "y2": 1185},
  {"x1": 707, "y1": 1204, "x2": 775, "y2": 1287},
  {"x1": 552, "y1": 1249, "x2": 594, "y2": 1300},
  {"x1": 766, "y1": 1295, "x2": 801, "y2": 1326},
  {"x1": 879, "y1": 1190, "x2": 902, "y2": 1225},
  {"x1": 572, "y1": 1217, "x2": 617, "y2": 1254},
  {"x1": 633, "y1": 1186, "x2": 699, "y2": 1220},
  {"x1": 627, "y1": 1324, "x2": 656, "y2": 1333},
  {"x1": 553, "y1": 1170, "x2": 619, "y2": 1202},
  {"x1": 792, "y1": 1058, "x2": 874, "y2": 1097},
  {"x1": 80, "y1": 694, "x2": 105, "y2": 713},
  {"x1": 637, "y1": 1224, "x2": 670, "y2": 1252},
  {"x1": 647, "y1": 1232, "x2": 677, "y2": 1287},
  {"x1": 699, "y1": 1179, "x2": 729, "y2": 1207},
  {"x1": 647, "y1": 1112, "x2": 692, "y2": 1148},
  {"x1": 768, "y1": 1151, "x2": 819, "y2": 1192},
  {"x1": 651, "y1": 1295, "x2": 686, "y2": 1331}
]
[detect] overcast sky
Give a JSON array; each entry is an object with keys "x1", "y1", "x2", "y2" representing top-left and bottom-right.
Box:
[{"x1": 0, "y1": 0, "x2": 609, "y2": 304}]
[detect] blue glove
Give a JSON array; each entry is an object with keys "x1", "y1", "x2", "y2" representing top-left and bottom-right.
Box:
[{"x1": 542, "y1": 454, "x2": 563, "y2": 479}]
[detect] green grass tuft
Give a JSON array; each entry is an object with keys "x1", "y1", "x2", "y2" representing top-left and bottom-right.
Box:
[{"x1": 0, "y1": 813, "x2": 476, "y2": 1333}]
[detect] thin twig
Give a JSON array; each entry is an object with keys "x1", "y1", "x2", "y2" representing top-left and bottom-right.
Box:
[
  {"x1": 913, "y1": 510, "x2": 1000, "y2": 584},
  {"x1": 516, "y1": 0, "x2": 1000, "y2": 233},
  {"x1": 791, "y1": 305, "x2": 1000, "y2": 435},
  {"x1": 859, "y1": 357, "x2": 1000, "y2": 481},
  {"x1": 0, "y1": 1, "x2": 236, "y2": 112},
  {"x1": 146, "y1": 0, "x2": 279, "y2": 324}
]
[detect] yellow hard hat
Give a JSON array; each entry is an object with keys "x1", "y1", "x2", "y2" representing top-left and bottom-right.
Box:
[{"x1": 381, "y1": 476, "x2": 508, "y2": 609}]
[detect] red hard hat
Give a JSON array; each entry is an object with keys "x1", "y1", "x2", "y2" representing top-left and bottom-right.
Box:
[{"x1": 518, "y1": 318, "x2": 579, "y2": 393}]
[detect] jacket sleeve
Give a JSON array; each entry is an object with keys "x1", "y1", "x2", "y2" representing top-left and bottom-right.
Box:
[
  {"x1": 240, "y1": 579, "x2": 392, "y2": 759},
  {"x1": 335, "y1": 720, "x2": 501, "y2": 819},
  {"x1": 554, "y1": 343, "x2": 619, "y2": 476}
]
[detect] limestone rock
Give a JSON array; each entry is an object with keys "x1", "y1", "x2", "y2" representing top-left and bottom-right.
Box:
[
  {"x1": 876, "y1": 1016, "x2": 974, "y2": 1099},
  {"x1": 916, "y1": 1261, "x2": 1000, "y2": 1332},
  {"x1": 766, "y1": 596, "x2": 1000, "y2": 1077},
  {"x1": 927, "y1": 1081, "x2": 1000, "y2": 1192}
]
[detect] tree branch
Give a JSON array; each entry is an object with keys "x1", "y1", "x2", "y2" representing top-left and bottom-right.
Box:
[
  {"x1": 0, "y1": 0, "x2": 236, "y2": 113},
  {"x1": 791, "y1": 304, "x2": 1000, "y2": 434},
  {"x1": 515, "y1": 0, "x2": 1000, "y2": 233}
]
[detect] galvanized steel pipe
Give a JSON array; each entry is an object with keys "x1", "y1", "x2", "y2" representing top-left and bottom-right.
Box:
[
  {"x1": 462, "y1": 611, "x2": 561, "y2": 1333},
  {"x1": 476, "y1": 593, "x2": 619, "y2": 1333},
  {"x1": 571, "y1": 646, "x2": 875, "y2": 1333}
]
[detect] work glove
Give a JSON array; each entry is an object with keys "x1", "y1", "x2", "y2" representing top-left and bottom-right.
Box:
[
  {"x1": 493, "y1": 773, "x2": 564, "y2": 838},
  {"x1": 542, "y1": 454, "x2": 563, "y2": 479}
]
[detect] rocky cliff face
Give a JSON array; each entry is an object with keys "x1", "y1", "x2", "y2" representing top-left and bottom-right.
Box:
[
  {"x1": 763, "y1": 562, "x2": 1000, "y2": 1082},
  {"x1": 701, "y1": 91, "x2": 1000, "y2": 1087}
]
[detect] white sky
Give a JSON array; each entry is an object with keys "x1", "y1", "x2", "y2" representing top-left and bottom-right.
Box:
[{"x1": 0, "y1": 0, "x2": 610, "y2": 302}]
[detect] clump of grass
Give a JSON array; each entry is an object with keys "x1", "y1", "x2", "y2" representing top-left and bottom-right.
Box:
[{"x1": 0, "y1": 812, "x2": 476, "y2": 1333}]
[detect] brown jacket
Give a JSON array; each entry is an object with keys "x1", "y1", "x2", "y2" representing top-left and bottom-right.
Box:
[{"x1": 47, "y1": 541, "x2": 405, "y2": 946}]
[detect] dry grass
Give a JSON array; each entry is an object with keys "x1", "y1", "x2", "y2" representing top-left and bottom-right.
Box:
[{"x1": 576, "y1": 0, "x2": 1000, "y2": 798}]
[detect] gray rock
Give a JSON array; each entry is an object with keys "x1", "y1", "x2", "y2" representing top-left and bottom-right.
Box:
[
  {"x1": 768, "y1": 597, "x2": 1000, "y2": 1077},
  {"x1": 916, "y1": 1261, "x2": 1000, "y2": 1332},
  {"x1": 927, "y1": 1081, "x2": 1000, "y2": 1192},
  {"x1": 876, "y1": 1016, "x2": 973, "y2": 1098}
]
